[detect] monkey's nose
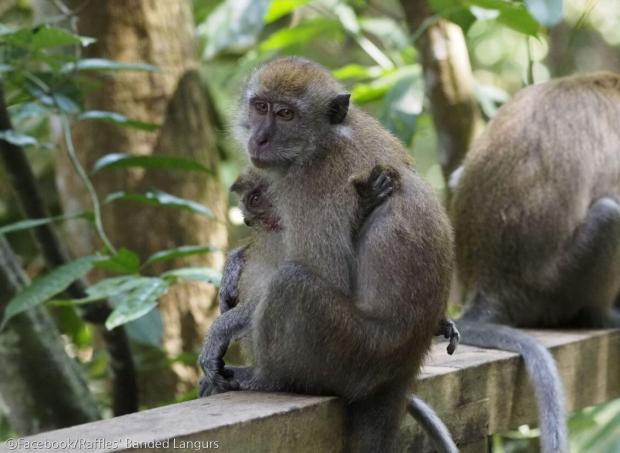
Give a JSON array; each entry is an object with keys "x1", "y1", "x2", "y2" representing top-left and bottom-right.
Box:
[{"x1": 253, "y1": 135, "x2": 269, "y2": 147}]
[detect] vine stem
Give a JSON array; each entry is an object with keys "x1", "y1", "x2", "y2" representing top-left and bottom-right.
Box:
[{"x1": 60, "y1": 114, "x2": 117, "y2": 255}]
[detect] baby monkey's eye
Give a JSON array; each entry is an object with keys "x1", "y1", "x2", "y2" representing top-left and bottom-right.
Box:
[
  {"x1": 248, "y1": 191, "x2": 261, "y2": 207},
  {"x1": 253, "y1": 101, "x2": 268, "y2": 114},
  {"x1": 276, "y1": 108, "x2": 294, "y2": 121}
]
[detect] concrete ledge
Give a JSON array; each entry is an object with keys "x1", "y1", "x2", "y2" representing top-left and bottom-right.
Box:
[{"x1": 3, "y1": 329, "x2": 619, "y2": 453}]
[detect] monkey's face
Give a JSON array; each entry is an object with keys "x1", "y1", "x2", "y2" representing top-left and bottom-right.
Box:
[
  {"x1": 237, "y1": 57, "x2": 351, "y2": 169},
  {"x1": 245, "y1": 97, "x2": 303, "y2": 169},
  {"x1": 231, "y1": 177, "x2": 280, "y2": 231}
]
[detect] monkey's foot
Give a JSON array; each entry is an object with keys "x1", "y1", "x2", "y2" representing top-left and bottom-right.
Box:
[
  {"x1": 436, "y1": 319, "x2": 460, "y2": 355},
  {"x1": 198, "y1": 360, "x2": 240, "y2": 397}
]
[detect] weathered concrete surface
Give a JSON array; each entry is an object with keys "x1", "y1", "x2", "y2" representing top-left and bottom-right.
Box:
[{"x1": 2, "y1": 329, "x2": 619, "y2": 452}]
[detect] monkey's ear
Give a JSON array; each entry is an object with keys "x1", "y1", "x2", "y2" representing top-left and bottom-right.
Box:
[
  {"x1": 230, "y1": 178, "x2": 246, "y2": 194},
  {"x1": 328, "y1": 94, "x2": 351, "y2": 124}
]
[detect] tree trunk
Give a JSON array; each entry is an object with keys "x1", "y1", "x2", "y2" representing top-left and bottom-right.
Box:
[
  {"x1": 400, "y1": 0, "x2": 484, "y2": 184},
  {"x1": 0, "y1": 237, "x2": 100, "y2": 434},
  {"x1": 60, "y1": 0, "x2": 227, "y2": 402}
]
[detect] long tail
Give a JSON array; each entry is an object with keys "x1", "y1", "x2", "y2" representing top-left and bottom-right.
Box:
[
  {"x1": 457, "y1": 320, "x2": 568, "y2": 453},
  {"x1": 407, "y1": 395, "x2": 458, "y2": 453}
]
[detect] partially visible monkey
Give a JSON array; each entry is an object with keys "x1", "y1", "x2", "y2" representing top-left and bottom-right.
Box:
[
  {"x1": 201, "y1": 166, "x2": 458, "y2": 452},
  {"x1": 199, "y1": 57, "x2": 454, "y2": 453},
  {"x1": 451, "y1": 72, "x2": 620, "y2": 453}
]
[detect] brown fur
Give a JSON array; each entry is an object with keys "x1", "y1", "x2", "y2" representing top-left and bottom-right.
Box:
[
  {"x1": 234, "y1": 58, "x2": 453, "y2": 452},
  {"x1": 451, "y1": 72, "x2": 620, "y2": 453},
  {"x1": 453, "y1": 72, "x2": 620, "y2": 327}
]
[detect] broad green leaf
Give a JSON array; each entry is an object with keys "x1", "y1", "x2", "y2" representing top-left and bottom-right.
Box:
[
  {"x1": 198, "y1": 0, "x2": 271, "y2": 59},
  {"x1": 79, "y1": 111, "x2": 160, "y2": 131},
  {"x1": 10, "y1": 102, "x2": 50, "y2": 120},
  {"x1": 93, "y1": 248, "x2": 141, "y2": 274},
  {"x1": 259, "y1": 18, "x2": 342, "y2": 52},
  {"x1": 88, "y1": 276, "x2": 150, "y2": 298},
  {"x1": 30, "y1": 25, "x2": 95, "y2": 50},
  {"x1": 496, "y1": 7, "x2": 539, "y2": 36},
  {"x1": 0, "y1": 212, "x2": 92, "y2": 235},
  {"x1": 53, "y1": 93, "x2": 80, "y2": 114},
  {"x1": 468, "y1": 0, "x2": 540, "y2": 36},
  {"x1": 61, "y1": 58, "x2": 158, "y2": 73},
  {"x1": 264, "y1": 0, "x2": 310, "y2": 23},
  {"x1": 1, "y1": 256, "x2": 98, "y2": 329},
  {"x1": 332, "y1": 64, "x2": 383, "y2": 81},
  {"x1": 0, "y1": 130, "x2": 38, "y2": 147},
  {"x1": 105, "y1": 190, "x2": 213, "y2": 218},
  {"x1": 105, "y1": 278, "x2": 169, "y2": 330},
  {"x1": 50, "y1": 276, "x2": 151, "y2": 305},
  {"x1": 379, "y1": 72, "x2": 423, "y2": 146},
  {"x1": 351, "y1": 66, "x2": 418, "y2": 104},
  {"x1": 92, "y1": 153, "x2": 211, "y2": 174},
  {"x1": 524, "y1": 0, "x2": 563, "y2": 27},
  {"x1": 429, "y1": 0, "x2": 476, "y2": 31},
  {"x1": 144, "y1": 245, "x2": 217, "y2": 266},
  {"x1": 162, "y1": 267, "x2": 222, "y2": 286},
  {"x1": 125, "y1": 308, "x2": 163, "y2": 347}
]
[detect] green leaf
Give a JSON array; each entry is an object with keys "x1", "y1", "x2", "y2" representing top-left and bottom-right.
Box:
[
  {"x1": 50, "y1": 275, "x2": 151, "y2": 306},
  {"x1": 105, "y1": 278, "x2": 169, "y2": 330},
  {"x1": 259, "y1": 18, "x2": 342, "y2": 52},
  {"x1": 198, "y1": 0, "x2": 271, "y2": 59},
  {"x1": 524, "y1": 0, "x2": 563, "y2": 27},
  {"x1": 144, "y1": 245, "x2": 217, "y2": 266},
  {"x1": 468, "y1": 0, "x2": 540, "y2": 36},
  {"x1": 332, "y1": 64, "x2": 383, "y2": 81},
  {"x1": 79, "y1": 111, "x2": 160, "y2": 131},
  {"x1": 0, "y1": 212, "x2": 92, "y2": 235},
  {"x1": 351, "y1": 66, "x2": 419, "y2": 104},
  {"x1": 162, "y1": 267, "x2": 222, "y2": 286},
  {"x1": 104, "y1": 190, "x2": 214, "y2": 218},
  {"x1": 264, "y1": 0, "x2": 310, "y2": 23},
  {"x1": 429, "y1": 0, "x2": 476, "y2": 31},
  {"x1": 61, "y1": 58, "x2": 158, "y2": 73},
  {"x1": 0, "y1": 130, "x2": 38, "y2": 147},
  {"x1": 53, "y1": 93, "x2": 80, "y2": 114},
  {"x1": 30, "y1": 25, "x2": 95, "y2": 50},
  {"x1": 92, "y1": 153, "x2": 211, "y2": 174},
  {"x1": 379, "y1": 72, "x2": 424, "y2": 146},
  {"x1": 1, "y1": 256, "x2": 98, "y2": 329},
  {"x1": 125, "y1": 308, "x2": 163, "y2": 347},
  {"x1": 93, "y1": 248, "x2": 141, "y2": 274}
]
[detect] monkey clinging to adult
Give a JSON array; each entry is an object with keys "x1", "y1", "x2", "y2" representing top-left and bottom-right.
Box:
[
  {"x1": 201, "y1": 165, "x2": 458, "y2": 452},
  {"x1": 451, "y1": 72, "x2": 620, "y2": 453},
  {"x1": 200, "y1": 57, "x2": 454, "y2": 452}
]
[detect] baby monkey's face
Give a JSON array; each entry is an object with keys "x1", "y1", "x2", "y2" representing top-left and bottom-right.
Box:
[{"x1": 231, "y1": 176, "x2": 281, "y2": 231}]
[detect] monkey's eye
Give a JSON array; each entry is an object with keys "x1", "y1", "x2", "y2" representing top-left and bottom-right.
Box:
[
  {"x1": 253, "y1": 101, "x2": 268, "y2": 114},
  {"x1": 248, "y1": 191, "x2": 261, "y2": 207},
  {"x1": 276, "y1": 108, "x2": 294, "y2": 121}
]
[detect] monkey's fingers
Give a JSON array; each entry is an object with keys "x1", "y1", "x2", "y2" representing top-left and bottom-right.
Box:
[{"x1": 447, "y1": 328, "x2": 460, "y2": 355}]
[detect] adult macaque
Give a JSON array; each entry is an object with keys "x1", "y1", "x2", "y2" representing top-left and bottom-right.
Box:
[
  {"x1": 452, "y1": 72, "x2": 620, "y2": 453},
  {"x1": 200, "y1": 57, "x2": 454, "y2": 452}
]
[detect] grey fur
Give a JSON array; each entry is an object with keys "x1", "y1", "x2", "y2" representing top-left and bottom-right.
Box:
[
  {"x1": 201, "y1": 57, "x2": 454, "y2": 453},
  {"x1": 407, "y1": 395, "x2": 459, "y2": 453},
  {"x1": 452, "y1": 72, "x2": 620, "y2": 453}
]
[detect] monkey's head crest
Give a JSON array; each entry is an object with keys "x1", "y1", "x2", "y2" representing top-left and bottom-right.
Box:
[{"x1": 236, "y1": 57, "x2": 352, "y2": 170}]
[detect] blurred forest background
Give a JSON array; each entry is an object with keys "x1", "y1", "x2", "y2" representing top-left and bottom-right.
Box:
[{"x1": 0, "y1": 0, "x2": 619, "y2": 451}]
